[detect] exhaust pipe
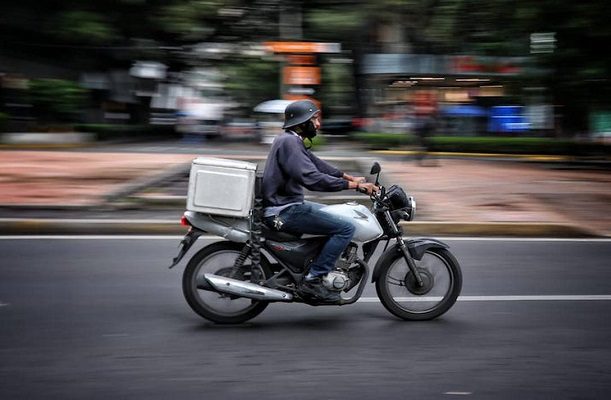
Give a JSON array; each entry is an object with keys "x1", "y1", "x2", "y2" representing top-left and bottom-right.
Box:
[{"x1": 200, "y1": 273, "x2": 293, "y2": 302}]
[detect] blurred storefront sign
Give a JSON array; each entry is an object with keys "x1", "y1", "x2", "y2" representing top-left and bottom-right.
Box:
[
  {"x1": 361, "y1": 53, "x2": 532, "y2": 135},
  {"x1": 451, "y1": 56, "x2": 521, "y2": 75},
  {"x1": 264, "y1": 42, "x2": 341, "y2": 54},
  {"x1": 362, "y1": 53, "x2": 525, "y2": 111},
  {"x1": 362, "y1": 54, "x2": 525, "y2": 77},
  {"x1": 265, "y1": 41, "x2": 340, "y2": 102},
  {"x1": 283, "y1": 66, "x2": 321, "y2": 85},
  {"x1": 488, "y1": 106, "x2": 530, "y2": 133},
  {"x1": 286, "y1": 55, "x2": 316, "y2": 65}
]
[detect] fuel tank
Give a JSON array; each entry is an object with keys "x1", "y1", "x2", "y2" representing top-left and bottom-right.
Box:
[{"x1": 320, "y1": 202, "x2": 383, "y2": 242}]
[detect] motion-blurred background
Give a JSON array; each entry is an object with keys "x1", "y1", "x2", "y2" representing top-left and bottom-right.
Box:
[{"x1": 1, "y1": 0, "x2": 610, "y2": 149}]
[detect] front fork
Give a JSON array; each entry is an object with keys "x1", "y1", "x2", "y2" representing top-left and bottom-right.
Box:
[
  {"x1": 397, "y1": 237, "x2": 424, "y2": 287},
  {"x1": 383, "y1": 210, "x2": 424, "y2": 287}
]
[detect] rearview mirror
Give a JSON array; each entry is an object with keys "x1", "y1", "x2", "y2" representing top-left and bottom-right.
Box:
[
  {"x1": 370, "y1": 162, "x2": 381, "y2": 175},
  {"x1": 370, "y1": 162, "x2": 381, "y2": 186}
]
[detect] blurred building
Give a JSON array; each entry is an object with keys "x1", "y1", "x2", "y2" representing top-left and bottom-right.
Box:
[{"x1": 358, "y1": 53, "x2": 547, "y2": 135}]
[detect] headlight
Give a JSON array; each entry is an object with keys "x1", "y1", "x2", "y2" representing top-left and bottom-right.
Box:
[
  {"x1": 387, "y1": 185, "x2": 410, "y2": 209},
  {"x1": 407, "y1": 196, "x2": 416, "y2": 221},
  {"x1": 390, "y1": 196, "x2": 416, "y2": 222}
]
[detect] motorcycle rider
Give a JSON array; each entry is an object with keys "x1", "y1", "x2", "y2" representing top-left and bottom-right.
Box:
[{"x1": 262, "y1": 99, "x2": 378, "y2": 302}]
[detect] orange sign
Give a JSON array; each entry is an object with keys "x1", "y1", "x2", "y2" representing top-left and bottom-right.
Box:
[
  {"x1": 264, "y1": 42, "x2": 340, "y2": 54},
  {"x1": 287, "y1": 55, "x2": 316, "y2": 65},
  {"x1": 451, "y1": 56, "x2": 520, "y2": 75},
  {"x1": 283, "y1": 66, "x2": 321, "y2": 85}
]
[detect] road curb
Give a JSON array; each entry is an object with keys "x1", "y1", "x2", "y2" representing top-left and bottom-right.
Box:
[
  {"x1": 0, "y1": 219, "x2": 188, "y2": 235},
  {"x1": 370, "y1": 150, "x2": 575, "y2": 162},
  {"x1": 397, "y1": 221, "x2": 600, "y2": 238},
  {"x1": 0, "y1": 218, "x2": 601, "y2": 237}
]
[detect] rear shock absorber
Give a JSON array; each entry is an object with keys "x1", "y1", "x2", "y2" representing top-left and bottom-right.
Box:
[
  {"x1": 231, "y1": 170, "x2": 264, "y2": 280},
  {"x1": 248, "y1": 170, "x2": 265, "y2": 280}
]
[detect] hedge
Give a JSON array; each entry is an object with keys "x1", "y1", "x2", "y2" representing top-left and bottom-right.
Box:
[
  {"x1": 74, "y1": 124, "x2": 178, "y2": 141},
  {"x1": 353, "y1": 132, "x2": 610, "y2": 156}
]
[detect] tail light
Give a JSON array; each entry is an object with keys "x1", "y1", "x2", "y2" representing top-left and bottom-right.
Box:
[{"x1": 180, "y1": 214, "x2": 191, "y2": 227}]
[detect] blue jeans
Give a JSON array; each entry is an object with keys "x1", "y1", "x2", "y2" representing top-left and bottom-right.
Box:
[{"x1": 266, "y1": 201, "x2": 356, "y2": 277}]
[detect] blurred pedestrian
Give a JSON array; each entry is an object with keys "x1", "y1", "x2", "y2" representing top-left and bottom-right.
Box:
[{"x1": 412, "y1": 90, "x2": 438, "y2": 166}]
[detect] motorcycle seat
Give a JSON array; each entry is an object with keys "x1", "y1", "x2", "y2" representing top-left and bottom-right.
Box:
[{"x1": 261, "y1": 225, "x2": 303, "y2": 242}]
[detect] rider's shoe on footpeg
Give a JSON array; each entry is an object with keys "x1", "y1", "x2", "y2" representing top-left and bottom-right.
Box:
[{"x1": 301, "y1": 276, "x2": 340, "y2": 302}]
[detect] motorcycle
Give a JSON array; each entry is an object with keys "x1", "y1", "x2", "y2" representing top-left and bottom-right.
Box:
[{"x1": 170, "y1": 161, "x2": 462, "y2": 323}]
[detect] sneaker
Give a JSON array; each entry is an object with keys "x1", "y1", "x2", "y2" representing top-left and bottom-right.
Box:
[{"x1": 300, "y1": 277, "x2": 340, "y2": 302}]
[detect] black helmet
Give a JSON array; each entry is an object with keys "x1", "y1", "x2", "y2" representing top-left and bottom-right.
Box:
[{"x1": 283, "y1": 100, "x2": 319, "y2": 129}]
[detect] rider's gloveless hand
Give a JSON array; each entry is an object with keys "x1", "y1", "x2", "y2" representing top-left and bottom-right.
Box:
[{"x1": 356, "y1": 182, "x2": 379, "y2": 195}]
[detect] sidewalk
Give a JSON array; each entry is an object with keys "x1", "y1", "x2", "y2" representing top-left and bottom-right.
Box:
[{"x1": 0, "y1": 145, "x2": 609, "y2": 237}]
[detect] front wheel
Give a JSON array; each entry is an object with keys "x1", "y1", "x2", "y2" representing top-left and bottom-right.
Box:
[
  {"x1": 375, "y1": 247, "x2": 462, "y2": 321},
  {"x1": 183, "y1": 241, "x2": 272, "y2": 324}
]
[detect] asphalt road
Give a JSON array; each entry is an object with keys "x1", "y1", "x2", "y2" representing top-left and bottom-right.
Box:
[{"x1": 1, "y1": 237, "x2": 610, "y2": 399}]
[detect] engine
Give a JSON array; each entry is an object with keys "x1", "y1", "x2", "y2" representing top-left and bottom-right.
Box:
[
  {"x1": 322, "y1": 243, "x2": 359, "y2": 292},
  {"x1": 322, "y1": 270, "x2": 351, "y2": 291}
]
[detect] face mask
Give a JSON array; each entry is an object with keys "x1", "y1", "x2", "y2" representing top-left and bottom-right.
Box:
[{"x1": 297, "y1": 120, "x2": 317, "y2": 139}]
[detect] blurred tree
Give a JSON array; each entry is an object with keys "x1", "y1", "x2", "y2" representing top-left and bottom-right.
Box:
[
  {"x1": 0, "y1": 1, "x2": 279, "y2": 70},
  {"x1": 318, "y1": 62, "x2": 356, "y2": 114},
  {"x1": 49, "y1": 11, "x2": 120, "y2": 44},
  {"x1": 28, "y1": 79, "x2": 87, "y2": 124},
  {"x1": 523, "y1": 0, "x2": 611, "y2": 134},
  {"x1": 305, "y1": 0, "x2": 611, "y2": 134},
  {"x1": 222, "y1": 57, "x2": 279, "y2": 110},
  {"x1": 1, "y1": 0, "x2": 608, "y2": 132}
]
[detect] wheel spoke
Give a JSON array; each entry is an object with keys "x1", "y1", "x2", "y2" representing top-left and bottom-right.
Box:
[
  {"x1": 387, "y1": 275, "x2": 405, "y2": 286},
  {"x1": 382, "y1": 250, "x2": 455, "y2": 315},
  {"x1": 192, "y1": 250, "x2": 266, "y2": 314}
]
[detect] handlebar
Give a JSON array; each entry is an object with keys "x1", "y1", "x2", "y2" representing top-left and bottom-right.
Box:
[{"x1": 356, "y1": 185, "x2": 369, "y2": 194}]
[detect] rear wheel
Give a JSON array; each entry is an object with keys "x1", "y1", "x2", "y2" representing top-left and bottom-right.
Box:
[
  {"x1": 182, "y1": 241, "x2": 271, "y2": 324},
  {"x1": 375, "y1": 247, "x2": 462, "y2": 321}
]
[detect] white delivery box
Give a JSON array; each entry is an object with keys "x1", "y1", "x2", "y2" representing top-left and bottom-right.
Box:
[{"x1": 187, "y1": 157, "x2": 257, "y2": 217}]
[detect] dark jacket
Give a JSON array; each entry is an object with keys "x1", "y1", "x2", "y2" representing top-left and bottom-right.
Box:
[{"x1": 262, "y1": 132, "x2": 348, "y2": 209}]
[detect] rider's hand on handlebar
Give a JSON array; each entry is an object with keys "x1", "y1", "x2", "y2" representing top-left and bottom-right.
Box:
[
  {"x1": 343, "y1": 173, "x2": 366, "y2": 184},
  {"x1": 356, "y1": 182, "x2": 379, "y2": 196}
]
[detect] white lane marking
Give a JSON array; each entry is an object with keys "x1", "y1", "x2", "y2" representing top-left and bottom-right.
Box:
[
  {"x1": 437, "y1": 237, "x2": 611, "y2": 242},
  {"x1": 0, "y1": 235, "x2": 610, "y2": 242},
  {"x1": 357, "y1": 295, "x2": 611, "y2": 303},
  {"x1": 444, "y1": 392, "x2": 472, "y2": 396},
  {"x1": 0, "y1": 235, "x2": 189, "y2": 240},
  {"x1": 0, "y1": 218, "x2": 177, "y2": 223},
  {"x1": 0, "y1": 302, "x2": 8, "y2": 307}
]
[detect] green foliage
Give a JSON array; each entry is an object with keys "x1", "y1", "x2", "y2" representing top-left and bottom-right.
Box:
[
  {"x1": 1, "y1": 0, "x2": 609, "y2": 135},
  {"x1": 154, "y1": 1, "x2": 217, "y2": 41},
  {"x1": 222, "y1": 57, "x2": 280, "y2": 111},
  {"x1": 50, "y1": 11, "x2": 119, "y2": 43},
  {"x1": 307, "y1": 9, "x2": 363, "y2": 37},
  {"x1": 29, "y1": 79, "x2": 87, "y2": 124},
  {"x1": 352, "y1": 132, "x2": 417, "y2": 149},
  {"x1": 319, "y1": 62, "x2": 356, "y2": 113},
  {"x1": 428, "y1": 136, "x2": 574, "y2": 155},
  {"x1": 0, "y1": 112, "x2": 8, "y2": 132},
  {"x1": 353, "y1": 133, "x2": 608, "y2": 155},
  {"x1": 74, "y1": 124, "x2": 176, "y2": 140}
]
